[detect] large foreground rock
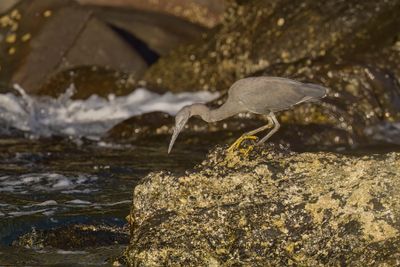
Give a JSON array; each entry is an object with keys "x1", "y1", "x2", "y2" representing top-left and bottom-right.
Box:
[{"x1": 126, "y1": 145, "x2": 400, "y2": 266}]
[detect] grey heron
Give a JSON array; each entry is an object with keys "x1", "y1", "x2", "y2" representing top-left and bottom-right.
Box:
[{"x1": 168, "y1": 76, "x2": 328, "y2": 154}]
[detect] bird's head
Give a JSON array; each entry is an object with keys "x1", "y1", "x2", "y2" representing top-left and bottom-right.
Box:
[{"x1": 168, "y1": 106, "x2": 191, "y2": 154}]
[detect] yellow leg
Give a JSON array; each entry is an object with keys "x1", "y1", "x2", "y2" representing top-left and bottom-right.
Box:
[
  {"x1": 227, "y1": 135, "x2": 258, "y2": 152},
  {"x1": 239, "y1": 145, "x2": 255, "y2": 156}
]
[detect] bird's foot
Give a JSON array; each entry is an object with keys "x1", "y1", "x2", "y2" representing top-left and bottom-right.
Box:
[
  {"x1": 239, "y1": 145, "x2": 255, "y2": 156},
  {"x1": 227, "y1": 135, "x2": 258, "y2": 152}
]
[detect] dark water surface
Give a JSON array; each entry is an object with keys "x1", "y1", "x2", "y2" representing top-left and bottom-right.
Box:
[
  {"x1": 0, "y1": 131, "x2": 399, "y2": 266},
  {"x1": 0, "y1": 135, "x2": 210, "y2": 266}
]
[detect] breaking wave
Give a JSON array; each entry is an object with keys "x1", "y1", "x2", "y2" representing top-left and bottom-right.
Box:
[
  {"x1": 0, "y1": 85, "x2": 219, "y2": 139},
  {"x1": 0, "y1": 172, "x2": 98, "y2": 194}
]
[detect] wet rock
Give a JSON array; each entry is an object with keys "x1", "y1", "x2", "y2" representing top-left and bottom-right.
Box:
[
  {"x1": 77, "y1": 0, "x2": 226, "y2": 28},
  {"x1": 0, "y1": 0, "x2": 211, "y2": 97},
  {"x1": 13, "y1": 224, "x2": 129, "y2": 249},
  {"x1": 105, "y1": 109, "x2": 270, "y2": 147},
  {"x1": 126, "y1": 145, "x2": 400, "y2": 266},
  {"x1": 105, "y1": 112, "x2": 173, "y2": 141},
  {"x1": 102, "y1": 90, "x2": 350, "y2": 151},
  {"x1": 0, "y1": 0, "x2": 147, "y2": 94},
  {"x1": 0, "y1": 245, "x2": 128, "y2": 266},
  {"x1": 267, "y1": 62, "x2": 400, "y2": 147},
  {"x1": 104, "y1": 110, "x2": 328, "y2": 152},
  {"x1": 37, "y1": 66, "x2": 138, "y2": 99},
  {"x1": 144, "y1": 0, "x2": 400, "y2": 92},
  {"x1": 140, "y1": 0, "x2": 400, "y2": 147}
]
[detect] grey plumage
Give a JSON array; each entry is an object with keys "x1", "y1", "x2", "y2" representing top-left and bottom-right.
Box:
[
  {"x1": 168, "y1": 76, "x2": 328, "y2": 153},
  {"x1": 228, "y1": 77, "x2": 327, "y2": 113}
]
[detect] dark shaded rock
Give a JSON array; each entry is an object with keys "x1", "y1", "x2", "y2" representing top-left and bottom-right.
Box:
[
  {"x1": 144, "y1": 0, "x2": 400, "y2": 92},
  {"x1": 0, "y1": 245, "x2": 128, "y2": 266},
  {"x1": 0, "y1": 0, "x2": 19, "y2": 13},
  {"x1": 37, "y1": 66, "x2": 137, "y2": 99},
  {"x1": 13, "y1": 224, "x2": 129, "y2": 249},
  {"x1": 126, "y1": 145, "x2": 400, "y2": 266},
  {"x1": 104, "y1": 108, "x2": 347, "y2": 152},
  {"x1": 140, "y1": 0, "x2": 400, "y2": 147},
  {"x1": 0, "y1": 0, "x2": 212, "y2": 97},
  {"x1": 91, "y1": 6, "x2": 207, "y2": 56},
  {"x1": 269, "y1": 62, "x2": 400, "y2": 146},
  {"x1": 104, "y1": 107, "x2": 275, "y2": 147},
  {"x1": 105, "y1": 112, "x2": 173, "y2": 141},
  {"x1": 0, "y1": 0, "x2": 147, "y2": 94},
  {"x1": 77, "y1": 0, "x2": 226, "y2": 28}
]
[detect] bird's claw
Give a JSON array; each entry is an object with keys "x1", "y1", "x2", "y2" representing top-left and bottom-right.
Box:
[
  {"x1": 227, "y1": 135, "x2": 258, "y2": 153},
  {"x1": 239, "y1": 145, "x2": 254, "y2": 156}
]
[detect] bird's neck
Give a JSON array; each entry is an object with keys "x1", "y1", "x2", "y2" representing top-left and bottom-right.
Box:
[
  {"x1": 189, "y1": 104, "x2": 212, "y2": 122},
  {"x1": 190, "y1": 102, "x2": 238, "y2": 123}
]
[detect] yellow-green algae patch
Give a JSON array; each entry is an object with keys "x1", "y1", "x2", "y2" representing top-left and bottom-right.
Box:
[
  {"x1": 303, "y1": 154, "x2": 399, "y2": 243},
  {"x1": 126, "y1": 145, "x2": 400, "y2": 266}
]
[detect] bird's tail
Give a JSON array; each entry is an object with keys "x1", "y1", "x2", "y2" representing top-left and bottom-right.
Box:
[{"x1": 301, "y1": 83, "x2": 329, "y2": 100}]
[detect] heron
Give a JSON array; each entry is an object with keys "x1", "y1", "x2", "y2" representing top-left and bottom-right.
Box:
[{"x1": 168, "y1": 76, "x2": 328, "y2": 154}]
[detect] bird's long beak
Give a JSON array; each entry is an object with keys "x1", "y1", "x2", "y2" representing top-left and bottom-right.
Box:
[{"x1": 168, "y1": 125, "x2": 183, "y2": 154}]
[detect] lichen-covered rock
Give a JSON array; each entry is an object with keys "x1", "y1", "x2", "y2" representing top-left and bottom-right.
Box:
[
  {"x1": 144, "y1": 0, "x2": 400, "y2": 93},
  {"x1": 140, "y1": 0, "x2": 400, "y2": 147},
  {"x1": 126, "y1": 144, "x2": 400, "y2": 266}
]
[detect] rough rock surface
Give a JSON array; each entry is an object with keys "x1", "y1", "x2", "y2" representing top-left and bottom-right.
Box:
[
  {"x1": 140, "y1": 0, "x2": 400, "y2": 147},
  {"x1": 0, "y1": 0, "x2": 206, "y2": 97},
  {"x1": 0, "y1": 0, "x2": 147, "y2": 93},
  {"x1": 144, "y1": 0, "x2": 400, "y2": 92},
  {"x1": 91, "y1": 6, "x2": 206, "y2": 56},
  {"x1": 126, "y1": 144, "x2": 400, "y2": 266},
  {"x1": 77, "y1": 0, "x2": 226, "y2": 28}
]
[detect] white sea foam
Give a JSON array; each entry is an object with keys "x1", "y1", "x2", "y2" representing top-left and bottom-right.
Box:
[
  {"x1": 99, "y1": 200, "x2": 131, "y2": 206},
  {"x1": 42, "y1": 210, "x2": 56, "y2": 216},
  {"x1": 0, "y1": 84, "x2": 219, "y2": 138},
  {"x1": 96, "y1": 141, "x2": 133, "y2": 149},
  {"x1": 61, "y1": 188, "x2": 98, "y2": 194},
  {"x1": 0, "y1": 173, "x2": 98, "y2": 194},
  {"x1": 66, "y1": 199, "x2": 92, "y2": 205},
  {"x1": 365, "y1": 122, "x2": 400, "y2": 144},
  {"x1": 8, "y1": 208, "x2": 52, "y2": 217},
  {"x1": 56, "y1": 250, "x2": 87, "y2": 255},
  {"x1": 26, "y1": 200, "x2": 58, "y2": 207},
  {"x1": 66, "y1": 199, "x2": 131, "y2": 207}
]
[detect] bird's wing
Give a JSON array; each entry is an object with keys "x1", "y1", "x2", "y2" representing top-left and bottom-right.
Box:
[{"x1": 228, "y1": 77, "x2": 327, "y2": 113}]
